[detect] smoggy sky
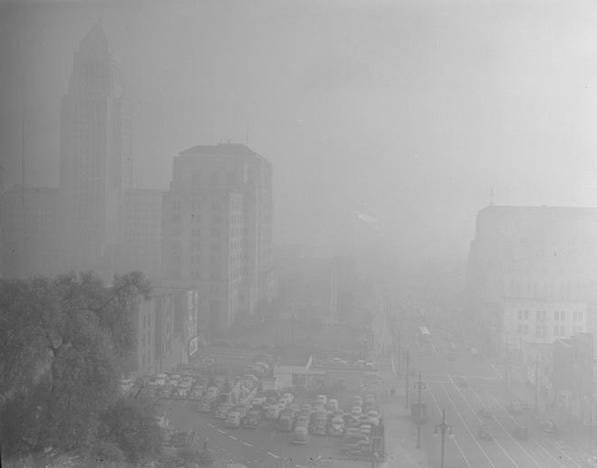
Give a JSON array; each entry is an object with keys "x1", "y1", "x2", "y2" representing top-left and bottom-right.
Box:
[{"x1": 2, "y1": 0, "x2": 597, "y2": 265}]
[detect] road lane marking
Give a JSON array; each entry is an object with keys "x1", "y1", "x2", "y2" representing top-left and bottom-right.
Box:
[
  {"x1": 448, "y1": 377, "x2": 522, "y2": 468},
  {"x1": 480, "y1": 391, "x2": 567, "y2": 468},
  {"x1": 267, "y1": 451, "x2": 280, "y2": 459},
  {"x1": 468, "y1": 386, "x2": 544, "y2": 468},
  {"x1": 228, "y1": 435, "x2": 238, "y2": 440},
  {"x1": 427, "y1": 385, "x2": 473, "y2": 468},
  {"x1": 242, "y1": 441, "x2": 253, "y2": 447},
  {"x1": 436, "y1": 382, "x2": 497, "y2": 467},
  {"x1": 553, "y1": 441, "x2": 585, "y2": 468},
  {"x1": 538, "y1": 440, "x2": 583, "y2": 468}
]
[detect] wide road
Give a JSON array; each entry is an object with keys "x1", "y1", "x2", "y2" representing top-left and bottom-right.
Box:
[{"x1": 406, "y1": 329, "x2": 597, "y2": 468}]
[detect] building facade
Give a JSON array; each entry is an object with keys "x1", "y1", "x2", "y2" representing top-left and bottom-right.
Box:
[
  {"x1": 467, "y1": 205, "x2": 597, "y2": 354},
  {"x1": 60, "y1": 24, "x2": 132, "y2": 278},
  {"x1": 162, "y1": 143, "x2": 273, "y2": 333},
  {"x1": 125, "y1": 287, "x2": 200, "y2": 378}
]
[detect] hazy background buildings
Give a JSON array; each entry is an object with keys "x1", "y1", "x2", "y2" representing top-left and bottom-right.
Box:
[{"x1": 4, "y1": 1, "x2": 597, "y2": 272}]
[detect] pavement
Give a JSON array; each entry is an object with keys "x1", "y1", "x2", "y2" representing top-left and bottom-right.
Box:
[
  {"x1": 376, "y1": 355, "x2": 429, "y2": 468},
  {"x1": 386, "y1": 326, "x2": 597, "y2": 468}
]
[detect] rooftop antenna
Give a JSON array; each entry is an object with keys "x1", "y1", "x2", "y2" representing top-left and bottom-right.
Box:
[
  {"x1": 490, "y1": 186, "x2": 495, "y2": 206},
  {"x1": 246, "y1": 118, "x2": 250, "y2": 146}
]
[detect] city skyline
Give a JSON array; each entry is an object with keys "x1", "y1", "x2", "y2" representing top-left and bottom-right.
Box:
[{"x1": 4, "y1": 1, "x2": 597, "y2": 265}]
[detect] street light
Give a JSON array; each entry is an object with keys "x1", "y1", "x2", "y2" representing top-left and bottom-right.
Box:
[{"x1": 434, "y1": 408, "x2": 453, "y2": 468}]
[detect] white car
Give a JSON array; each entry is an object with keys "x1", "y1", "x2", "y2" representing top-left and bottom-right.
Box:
[
  {"x1": 326, "y1": 399, "x2": 339, "y2": 412},
  {"x1": 252, "y1": 395, "x2": 267, "y2": 407},
  {"x1": 351, "y1": 406, "x2": 363, "y2": 417},
  {"x1": 360, "y1": 424, "x2": 372, "y2": 435},
  {"x1": 316, "y1": 394, "x2": 328, "y2": 406}
]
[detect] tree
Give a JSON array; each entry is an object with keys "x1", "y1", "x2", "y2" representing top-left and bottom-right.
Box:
[
  {"x1": 0, "y1": 271, "x2": 152, "y2": 457},
  {"x1": 99, "y1": 398, "x2": 163, "y2": 464}
]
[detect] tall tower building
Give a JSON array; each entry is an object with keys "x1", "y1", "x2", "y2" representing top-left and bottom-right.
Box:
[
  {"x1": 60, "y1": 24, "x2": 132, "y2": 277},
  {"x1": 162, "y1": 143, "x2": 273, "y2": 333}
]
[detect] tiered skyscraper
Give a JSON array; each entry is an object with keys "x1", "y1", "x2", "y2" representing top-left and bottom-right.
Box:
[
  {"x1": 162, "y1": 144, "x2": 274, "y2": 333},
  {"x1": 60, "y1": 24, "x2": 132, "y2": 277}
]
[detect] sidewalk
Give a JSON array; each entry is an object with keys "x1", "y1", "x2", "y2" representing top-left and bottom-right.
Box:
[{"x1": 377, "y1": 355, "x2": 429, "y2": 468}]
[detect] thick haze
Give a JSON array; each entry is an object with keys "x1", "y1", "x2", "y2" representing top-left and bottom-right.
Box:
[{"x1": 2, "y1": 0, "x2": 597, "y2": 267}]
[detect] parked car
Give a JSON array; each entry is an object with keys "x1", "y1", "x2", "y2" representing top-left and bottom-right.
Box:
[
  {"x1": 294, "y1": 415, "x2": 309, "y2": 430},
  {"x1": 326, "y1": 399, "x2": 339, "y2": 412},
  {"x1": 360, "y1": 423, "x2": 372, "y2": 436},
  {"x1": 316, "y1": 394, "x2": 328, "y2": 406},
  {"x1": 242, "y1": 408, "x2": 261, "y2": 429},
  {"x1": 264, "y1": 403, "x2": 282, "y2": 420},
  {"x1": 311, "y1": 413, "x2": 328, "y2": 436},
  {"x1": 367, "y1": 410, "x2": 380, "y2": 426},
  {"x1": 277, "y1": 412, "x2": 294, "y2": 432},
  {"x1": 224, "y1": 411, "x2": 241, "y2": 429},
  {"x1": 252, "y1": 394, "x2": 267, "y2": 407},
  {"x1": 214, "y1": 403, "x2": 232, "y2": 420},
  {"x1": 328, "y1": 416, "x2": 345, "y2": 436},
  {"x1": 351, "y1": 406, "x2": 363, "y2": 417},
  {"x1": 292, "y1": 425, "x2": 310, "y2": 445}
]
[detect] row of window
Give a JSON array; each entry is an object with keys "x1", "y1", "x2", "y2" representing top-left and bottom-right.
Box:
[
  {"x1": 516, "y1": 324, "x2": 584, "y2": 338},
  {"x1": 516, "y1": 309, "x2": 583, "y2": 322}
]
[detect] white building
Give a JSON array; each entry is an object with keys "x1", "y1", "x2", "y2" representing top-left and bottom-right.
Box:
[{"x1": 467, "y1": 205, "x2": 597, "y2": 354}]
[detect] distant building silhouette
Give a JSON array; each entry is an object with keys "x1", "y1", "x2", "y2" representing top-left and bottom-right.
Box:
[
  {"x1": 60, "y1": 24, "x2": 132, "y2": 278},
  {"x1": 467, "y1": 205, "x2": 597, "y2": 355},
  {"x1": 162, "y1": 143, "x2": 273, "y2": 333}
]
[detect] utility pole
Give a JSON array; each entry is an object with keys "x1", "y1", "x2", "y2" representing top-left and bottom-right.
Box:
[
  {"x1": 435, "y1": 408, "x2": 452, "y2": 468},
  {"x1": 534, "y1": 354, "x2": 539, "y2": 413},
  {"x1": 416, "y1": 370, "x2": 423, "y2": 449},
  {"x1": 405, "y1": 348, "x2": 410, "y2": 409}
]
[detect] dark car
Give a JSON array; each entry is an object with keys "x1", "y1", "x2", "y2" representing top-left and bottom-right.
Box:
[
  {"x1": 453, "y1": 376, "x2": 468, "y2": 388},
  {"x1": 543, "y1": 420, "x2": 559, "y2": 435},
  {"x1": 478, "y1": 424, "x2": 492, "y2": 441}
]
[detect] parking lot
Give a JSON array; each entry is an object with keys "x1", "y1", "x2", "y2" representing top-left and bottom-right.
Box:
[{"x1": 138, "y1": 351, "x2": 384, "y2": 467}]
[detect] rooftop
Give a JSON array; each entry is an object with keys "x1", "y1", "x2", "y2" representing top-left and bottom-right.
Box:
[{"x1": 179, "y1": 143, "x2": 258, "y2": 157}]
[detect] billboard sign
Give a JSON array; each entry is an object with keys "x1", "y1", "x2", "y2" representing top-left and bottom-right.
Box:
[{"x1": 188, "y1": 336, "x2": 199, "y2": 358}]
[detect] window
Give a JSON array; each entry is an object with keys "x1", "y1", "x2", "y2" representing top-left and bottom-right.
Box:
[
  {"x1": 517, "y1": 310, "x2": 523, "y2": 321},
  {"x1": 574, "y1": 310, "x2": 584, "y2": 322},
  {"x1": 524, "y1": 310, "x2": 529, "y2": 320}
]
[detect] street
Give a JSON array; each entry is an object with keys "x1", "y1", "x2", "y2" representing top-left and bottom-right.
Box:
[{"x1": 398, "y1": 329, "x2": 597, "y2": 468}]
